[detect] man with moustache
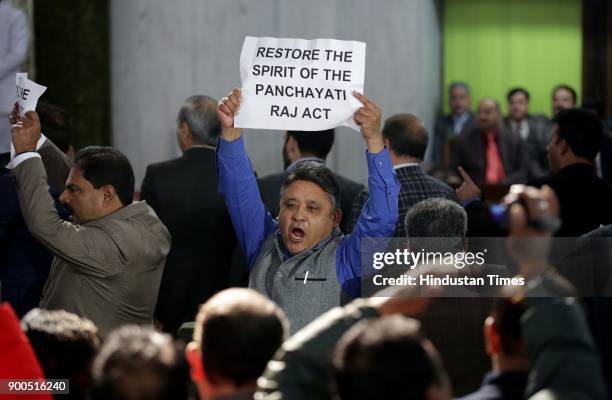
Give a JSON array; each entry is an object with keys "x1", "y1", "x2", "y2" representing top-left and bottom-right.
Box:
[
  {"x1": 7, "y1": 106, "x2": 170, "y2": 335},
  {"x1": 217, "y1": 88, "x2": 399, "y2": 332}
]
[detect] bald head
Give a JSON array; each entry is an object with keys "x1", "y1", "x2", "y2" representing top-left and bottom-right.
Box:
[
  {"x1": 382, "y1": 113, "x2": 429, "y2": 162},
  {"x1": 476, "y1": 98, "x2": 501, "y2": 132}
]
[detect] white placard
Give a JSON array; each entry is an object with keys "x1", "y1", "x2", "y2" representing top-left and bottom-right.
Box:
[
  {"x1": 16, "y1": 72, "x2": 27, "y2": 86},
  {"x1": 16, "y1": 75, "x2": 47, "y2": 118},
  {"x1": 234, "y1": 36, "x2": 366, "y2": 132}
]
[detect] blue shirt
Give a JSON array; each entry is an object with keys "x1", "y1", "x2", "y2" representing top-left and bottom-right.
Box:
[{"x1": 217, "y1": 136, "x2": 399, "y2": 298}]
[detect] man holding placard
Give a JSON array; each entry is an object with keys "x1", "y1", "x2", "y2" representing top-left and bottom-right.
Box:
[{"x1": 217, "y1": 87, "x2": 399, "y2": 332}]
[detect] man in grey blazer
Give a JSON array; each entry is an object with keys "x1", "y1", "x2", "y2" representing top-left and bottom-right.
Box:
[{"x1": 7, "y1": 107, "x2": 171, "y2": 335}]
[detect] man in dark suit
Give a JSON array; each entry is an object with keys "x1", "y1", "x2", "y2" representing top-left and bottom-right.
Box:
[
  {"x1": 503, "y1": 88, "x2": 551, "y2": 180},
  {"x1": 257, "y1": 129, "x2": 364, "y2": 233},
  {"x1": 429, "y1": 81, "x2": 476, "y2": 169},
  {"x1": 346, "y1": 113, "x2": 456, "y2": 237},
  {"x1": 530, "y1": 108, "x2": 612, "y2": 237},
  {"x1": 454, "y1": 98, "x2": 527, "y2": 185},
  {"x1": 141, "y1": 95, "x2": 240, "y2": 334},
  {"x1": 456, "y1": 297, "x2": 528, "y2": 400}
]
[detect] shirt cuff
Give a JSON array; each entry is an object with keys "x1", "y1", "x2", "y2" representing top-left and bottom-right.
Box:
[
  {"x1": 6, "y1": 134, "x2": 47, "y2": 170},
  {"x1": 365, "y1": 147, "x2": 396, "y2": 184},
  {"x1": 217, "y1": 135, "x2": 246, "y2": 158},
  {"x1": 5, "y1": 152, "x2": 41, "y2": 169},
  {"x1": 461, "y1": 196, "x2": 481, "y2": 208}
]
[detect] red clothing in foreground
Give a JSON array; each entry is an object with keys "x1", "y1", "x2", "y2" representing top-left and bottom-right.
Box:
[{"x1": 0, "y1": 302, "x2": 52, "y2": 400}]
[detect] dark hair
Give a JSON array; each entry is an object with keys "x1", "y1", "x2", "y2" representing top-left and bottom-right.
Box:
[
  {"x1": 195, "y1": 289, "x2": 288, "y2": 387},
  {"x1": 334, "y1": 316, "x2": 443, "y2": 400},
  {"x1": 553, "y1": 108, "x2": 603, "y2": 161},
  {"x1": 382, "y1": 113, "x2": 428, "y2": 160},
  {"x1": 281, "y1": 160, "x2": 340, "y2": 209},
  {"x1": 74, "y1": 146, "x2": 135, "y2": 206},
  {"x1": 507, "y1": 88, "x2": 530, "y2": 102},
  {"x1": 552, "y1": 84, "x2": 577, "y2": 105},
  {"x1": 91, "y1": 326, "x2": 190, "y2": 400},
  {"x1": 37, "y1": 102, "x2": 72, "y2": 153},
  {"x1": 404, "y1": 198, "x2": 467, "y2": 252},
  {"x1": 449, "y1": 81, "x2": 470, "y2": 94},
  {"x1": 286, "y1": 129, "x2": 335, "y2": 160},
  {"x1": 490, "y1": 297, "x2": 526, "y2": 356},
  {"x1": 22, "y1": 309, "x2": 100, "y2": 400},
  {"x1": 177, "y1": 95, "x2": 221, "y2": 147}
]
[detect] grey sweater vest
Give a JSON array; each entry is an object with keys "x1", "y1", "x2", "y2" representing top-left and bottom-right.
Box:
[{"x1": 249, "y1": 229, "x2": 347, "y2": 333}]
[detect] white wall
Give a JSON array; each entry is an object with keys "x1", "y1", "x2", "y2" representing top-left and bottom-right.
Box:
[{"x1": 111, "y1": 0, "x2": 441, "y2": 188}]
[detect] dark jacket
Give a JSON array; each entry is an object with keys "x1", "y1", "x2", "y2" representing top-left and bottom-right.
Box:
[
  {"x1": 456, "y1": 370, "x2": 528, "y2": 400},
  {"x1": 502, "y1": 114, "x2": 552, "y2": 180},
  {"x1": 431, "y1": 112, "x2": 476, "y2": 167},
  {"x1": 454, "y1": 125, "x2": 528, "y2": 185},
  {"x1": 141, "y1": 147, "x2": 242, "y2": 334},
  {"x1": 0, "y1": 141, "x2": 71, "y2": 317},
  {"x1": 530, "y1": 163, "x2": 612, "y2": 237},
  {"x1": 0, "y1": 174, "x2": 69, "y2": 317}
]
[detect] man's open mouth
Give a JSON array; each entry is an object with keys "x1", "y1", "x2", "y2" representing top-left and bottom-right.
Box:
[{"x1": 289, "y1": 227, "x2": 306, "y2": 241}]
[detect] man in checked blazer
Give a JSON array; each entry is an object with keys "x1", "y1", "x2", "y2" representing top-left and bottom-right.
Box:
[{"x1": 346, "y1": 113, "x2": 457, "y2": 237}]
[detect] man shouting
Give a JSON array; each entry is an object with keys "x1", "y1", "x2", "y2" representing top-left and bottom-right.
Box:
[{"x1": 217, "y1": 88, "x2": 399, "y2": 332}]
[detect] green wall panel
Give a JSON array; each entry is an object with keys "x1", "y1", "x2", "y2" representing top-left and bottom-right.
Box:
[
  {"x1": 443, "y1": 0, "x2": 581, "y2": 117},
  {"x1": 34, "y1": 0, "x2": 110, "y2": 148}
]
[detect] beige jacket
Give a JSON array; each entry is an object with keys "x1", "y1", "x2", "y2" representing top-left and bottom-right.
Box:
[{"x1": 12, "y1": 144, "x2": 171, "y2": 335}]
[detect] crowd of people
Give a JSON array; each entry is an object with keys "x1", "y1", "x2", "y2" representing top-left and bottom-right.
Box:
[{"x1": 2, "y1": 59, "x2": 612, "y2": 400}]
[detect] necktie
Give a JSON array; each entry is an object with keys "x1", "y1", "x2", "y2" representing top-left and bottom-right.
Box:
[{"x1": 485, "y1": 130, "x2": 505, "y2": 184}]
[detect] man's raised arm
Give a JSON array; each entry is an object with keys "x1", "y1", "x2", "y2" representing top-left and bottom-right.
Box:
[
  {"x1": 337, "y1": 93, "x2": 400, "y2": 297},
  {"x1": 9, "y1": 110, "x2": 144, "y2": 278},
  {"x1": 216, "y1": 88, "x2": 277, "y2": 269}
]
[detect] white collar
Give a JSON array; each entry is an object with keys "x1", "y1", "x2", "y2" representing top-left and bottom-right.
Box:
[{"x1": 393, "y1": 162, "x2": 420, "y2": 170}]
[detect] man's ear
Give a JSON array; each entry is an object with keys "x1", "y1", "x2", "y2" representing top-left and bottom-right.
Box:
[
  {"x1": 286, "y1": 135, "x2": 300, "y2": 158},
  {"x1": 483, "y1": 316, "x2": 499, "y2": 356},
  {"x1": 185, "y1": 341, "x2": 205, "y2": 383},
  {"x1": 102, "y1": 185, "x2": 119, "y2": 206},
  {"x1": 178, "y1": 121, "x2": 192, "y2": 147},
  {"x1": 333, "y1": 208, "x2": 343, "y2": 228},
  {"x1": 558, "y1": 138, "x2": 570, "y2": 156}
]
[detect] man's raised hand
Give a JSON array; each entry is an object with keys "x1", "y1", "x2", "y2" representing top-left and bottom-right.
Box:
[
  {"x1": 217, "y1": 88, "x2": 243, "y2": 141},
  {"x1": 353, "y1": 91, "x2": 383, "y2": 153},
  {"x1": 455, "y1": 166, "x2": 481, "y2": 203},
  {"x1": 10, "y1": 102, "x2": 41, "y2": 154}
]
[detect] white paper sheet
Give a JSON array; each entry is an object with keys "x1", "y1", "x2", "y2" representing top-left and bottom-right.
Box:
[
  {"x1": 234, "y1": 36, "x2": 366, "y2": 132},
  {"x1": 16, "y1": 75, "x2": 46, "y2": 118}
]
